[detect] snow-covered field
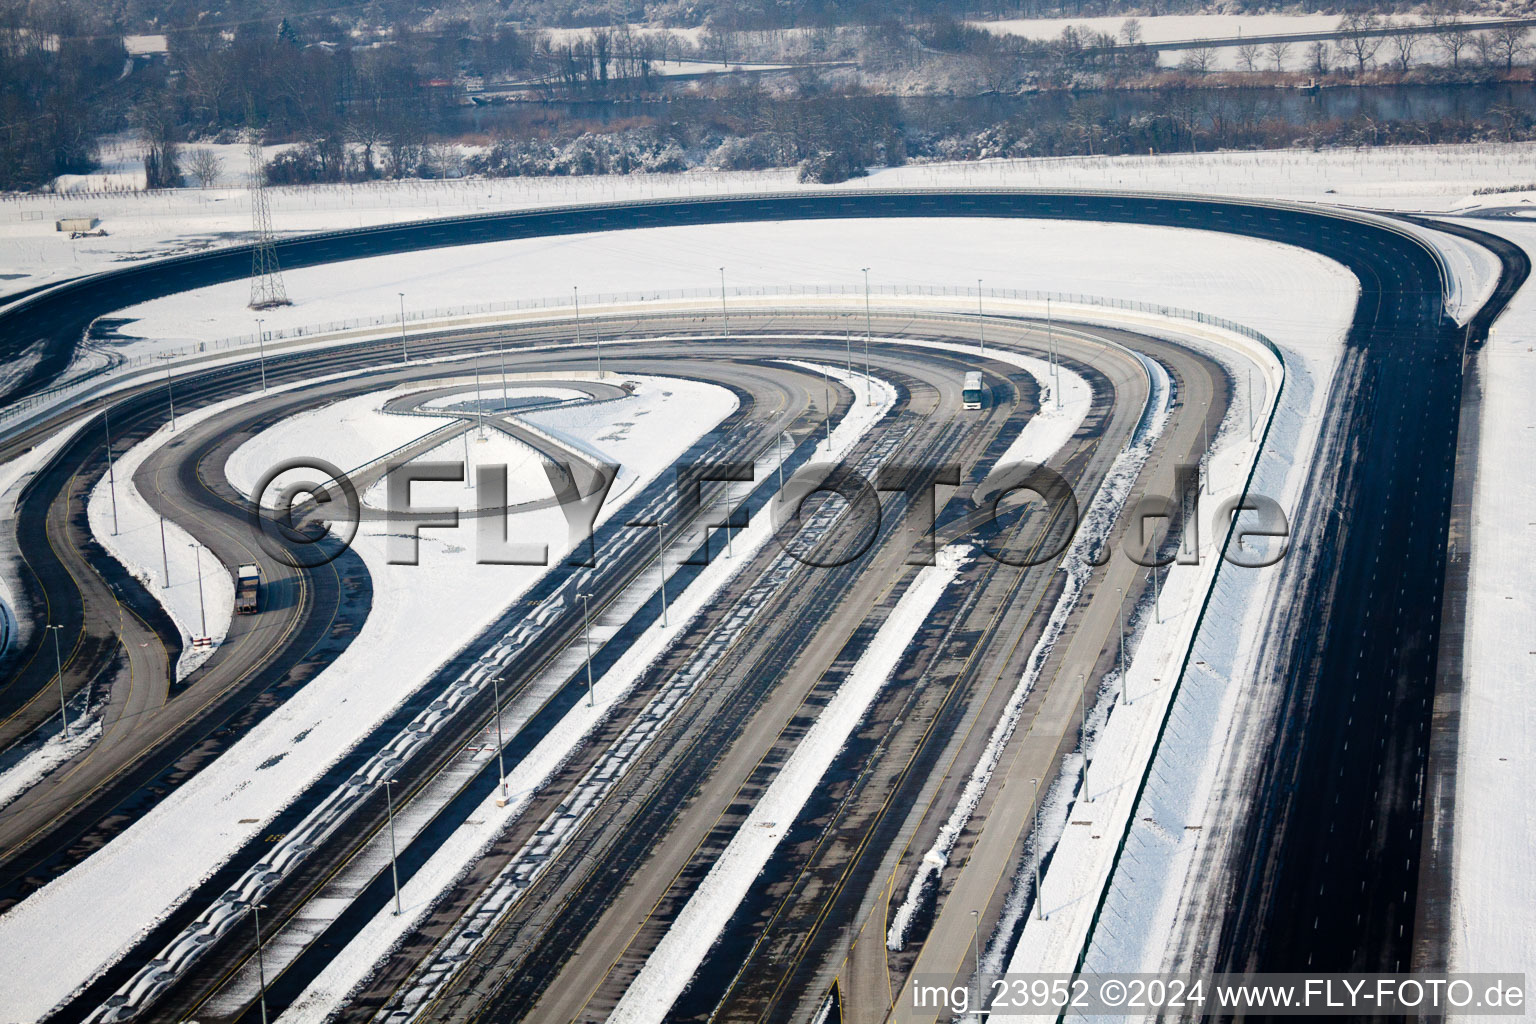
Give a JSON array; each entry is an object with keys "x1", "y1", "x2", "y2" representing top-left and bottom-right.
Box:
[
  {"x1": 1447, "y1": 219, "x2": 1536, "y2": 992},
  {"x1": 0, "y1": 374, "x2": 736, "y2": 1022},
  {"x1": 972, "y1": 12, "x2": 1409, "y2": 43},
  {"x1": 100, "y1": 218, "x2": 1358, "y2": 365},
  {"x1": 6, "y1": 143, "x2": 1535, "y2": 312}
]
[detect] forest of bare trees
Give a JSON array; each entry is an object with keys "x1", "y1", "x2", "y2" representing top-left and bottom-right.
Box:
[{"x1": 1, "y1": 0, "x2": 1532, "y2": 191}]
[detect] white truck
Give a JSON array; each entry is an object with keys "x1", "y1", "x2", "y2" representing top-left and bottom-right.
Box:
[{"x1": 235, "y1": 563, "x2": 260, "y2": 614}]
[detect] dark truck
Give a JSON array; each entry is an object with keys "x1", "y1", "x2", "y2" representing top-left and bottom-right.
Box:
[{"x1": 235, "y1": 563, "x2": 260, "y2": 614}]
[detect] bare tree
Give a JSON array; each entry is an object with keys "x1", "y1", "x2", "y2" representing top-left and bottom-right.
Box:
[
  {"x1": 1236, "y1": 41, "x2": 1263, "y2": 72},
  {"x1": 187, "y1": 147, "x2": 222, "y2": 187},
  {"x1": 1308, "y1": 39, "x2": 1331, "y2": 76},
  {"x1": 1267, "y1": 39, "x2": 1293, "y2": 71},
  {"x1": 1179, "y1": 42, "x2": 1218, "y2": 74},
  {"x1": 1335, "y1": 12, "x2": 1383, "y2": 73},
  {"x1": 1120, "y1": 17, "x2": 1143, "y2": 46},
  {"x1": 1389, "y1": 22, "x2": 1420, "y2": 71},
  {"x1": 1431, "y1": 3, "x2": 1472, "y2": 69},
  {"x1": 1486, "y1": 24, "x2": 1530, "y2": 70}
]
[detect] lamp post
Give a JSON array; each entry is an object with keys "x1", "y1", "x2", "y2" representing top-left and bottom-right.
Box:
[
  {"x1": 719, "y1": 266, "x2": 729, "y2": 337},
  {"x1": 653, "y1": 523, "x2": 668, "y2": 627},
  {"x1": 189, "y1": 543, "x2": 207, "y2": 638},
  {"x1": 252, "y1": 902, "x2": 270, "y2": 1024},
  {"x1": 970, "y1": 908, "x2": 981, "y2": 986},
  {"x1": 1117, "y1": 586, "x2": 1128, "y2": 706},
  {"x1": 777, "y1": 431, "x2": 790, "y2": 491},
  {"x1": 843, "y1": 330, "x2": 853, "y2": 377},
  {"x1": 722, "y1": 489, "x2": 735, "y2": 558},
  {"x1": 860, "y1": 268, "x2": 873, "y2": 406},
  {"x1": 821, "y1": 362, "x2": 833, "y2": 443},
  {"x1": 1048, "y1": 298, "x2": 1060, "y2": 410},
  {"x1": 159, "y1": 511, "x2": 170, "y2": 588},
  {"x1": 1082, "y1": 673, "x2": 1093, "y2": 802},
  {"x1": 384, "y1": 778, "x2": 402, "y2": 915},
  {"x1": 491, "y1": 672, "x2": 508, "y2": 803},
  {"x1": 1032, "y1": 777, "x2": 1043, "y2": 920},
  {"x1": 103, "y1": 402, "x2": 118, "y2": 536},
  {"x1": 473, "y1": 351, "x2": 485, "y2": 438},
  {"x1": 462, "y1": 420, "x2": 473, "y2": 489},
  {"x1": 398, "y1": 292, "x2": 408, "y2": 362},
  {"x1": 46, "y1": 624, "x2": 68, "y2": 736},
  {"x1": 499, "y1": 339, "x2": 509, "y2": 410},
  {"x1": 1248, "y1": 369, "x2": 1255, "y2": 440},
  {"x1": 254, "y1": 317, "x2": 268, "y2": 392},
  {"x1": 157, "y1": 353, "x2": 177, "y2": 430},
  {"x1": 977, "y1": 278, "x2": 985, "y2": 355},
  {"x1": 580, "y1": 592, "x2": 595, "y2": 707}
]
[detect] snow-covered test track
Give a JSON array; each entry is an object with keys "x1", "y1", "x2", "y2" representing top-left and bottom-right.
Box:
[{"x1": 0, "y1": 176, "x2": 1522, "y2": 1024}]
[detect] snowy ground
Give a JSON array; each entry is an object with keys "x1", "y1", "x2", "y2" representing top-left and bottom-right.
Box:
[
  {"x1": 6, "y1": 143, "x2": 1534, "y2": 310},
  {"x1": 0, "y1": 373, "x2": 736, "y2": 1022},
  {"x1": 99, "y1": 218, "x2": 1359, "y2": 367},
  {"x1": 1446, "y1": 219, "x2": 1536, "y2": 995},
  {"x1": 971, "y1": 12, "x2": 1410, "y2": 43}
]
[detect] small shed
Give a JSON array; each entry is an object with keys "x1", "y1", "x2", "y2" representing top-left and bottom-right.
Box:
[{"x1": 56, "y1": 216, "x2": 98, "y2": 232}]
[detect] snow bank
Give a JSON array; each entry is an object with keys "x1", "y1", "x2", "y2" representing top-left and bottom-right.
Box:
[{"x1": 1446, "y1": 220, "x2": 1536, "y2": 994}]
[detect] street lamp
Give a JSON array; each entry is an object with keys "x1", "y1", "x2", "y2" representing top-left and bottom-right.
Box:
[
  {"x1": 252, "y1": 901, "x2": 270, "y2": 1024},
  {"x1": 384, "y1": 778, "x2": 402, "y2": 915},
  {"x1": 103, "y1": 402, "x2": 118, "y2": 536},
  {"x1": 1032, "y1": 777, "x2": 1044, "y2": 920},
  {"x1": 473, "y1": 351, "x2": 485, "y2": 438},
  {"x1": 579, "y1": 592, "x2": 596, "y2": 706},
  {"x1": 159, "y1": 511, "x2": 170, "y2": 589},
  {"x1": 1117, "y1": 586, "x2": 1129, "y2": 706},
  {"x1": 1081, "y1": 673, "x2": 1093, "y2": 803},
  {"x1": 398, "y1": 292, "x2": 408, "y2": 363},
  {"x1": 821, "y1": 361, "x2": 833, "y2": 444},
  {"x1": 189, "y1": 543, "x2": 207, "y2": 639},
  {"x1": 719, "y1": 266, "x2": 729, "y2": 337},
  {"x1": 860, "y1": 267, "x2": 873, "y2": 406},
  {"x1": 1047, "y1": 298, "x2": 1060, "y2": 410},
  {"x1": 491, "y1": 673, "x2": 508, "y2": 805},
  {"x1": 157, "y1": 353, "x2": 177, "y2": 430},
  {"x1": 653, "y1": 524, "x2": 668, "y2": 627},
  {"x1": 777, "y1": 431, "x2": 792, "y2": 491},
  {"x1": 45, "y1": 624, "x2": 68, "y2": 736},
  {"x1": 970, "y1": 908, "x2": 981, "y2": 985},
  {"x1": 977, "y1": 278, "x2": 985, "y2": 355},
  {"x1": 254, "y1": 317, "x2": 268, "y2": 392}
]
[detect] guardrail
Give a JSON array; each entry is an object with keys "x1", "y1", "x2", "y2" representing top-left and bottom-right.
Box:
[{"x1": 0, "y1": 281, "x2": 1277, "y2": 432}]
